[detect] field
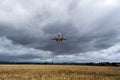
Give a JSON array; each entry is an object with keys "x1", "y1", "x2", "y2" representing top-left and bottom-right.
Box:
[{"x1": 0, "y1": 65, "x2": 119, "y2": 80}]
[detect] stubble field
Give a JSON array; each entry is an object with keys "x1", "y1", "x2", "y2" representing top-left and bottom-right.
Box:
[{"x1": 0, "y1": 65, "x2": 119, "y2": 80}]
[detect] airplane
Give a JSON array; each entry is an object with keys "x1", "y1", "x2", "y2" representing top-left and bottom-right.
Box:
[{"x1": 52, "y1": 32, "x2": 66, "y2": 43}]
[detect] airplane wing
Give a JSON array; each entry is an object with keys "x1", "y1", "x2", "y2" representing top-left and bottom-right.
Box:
[
  {"x1": 62, "y1": 37, "x2": 67, "y2": 40},
  {"x1": 52, "y1": 38, "x2": 56, "y2": 40},
  {"x1": 52, "y1": 37, "x2": 56, "y2": 40}
]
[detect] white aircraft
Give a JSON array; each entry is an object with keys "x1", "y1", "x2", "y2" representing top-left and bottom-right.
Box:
[{"x1": 52, "y1": 32, "x2": 66, "y2": 43}]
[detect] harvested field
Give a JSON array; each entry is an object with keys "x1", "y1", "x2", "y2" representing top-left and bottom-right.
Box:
[{"x1": 0, "y1": 65, "x2": 119, "y2": 80}]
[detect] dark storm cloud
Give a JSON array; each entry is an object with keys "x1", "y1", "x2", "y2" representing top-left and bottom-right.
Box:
[
  {"x1": 0, "y1": 0, "x2": 120, "y2": 62},
  {"x1": 41, "y1": 18, "x2": 119, "y2": 54},
  {"x1": 0, "y1": 37, "x2": 52, "y2": 61}
]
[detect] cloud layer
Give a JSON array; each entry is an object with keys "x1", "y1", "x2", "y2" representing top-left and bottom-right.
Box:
[{"x1": 0, "y1": 0, "x2": 120, "y2": 62}]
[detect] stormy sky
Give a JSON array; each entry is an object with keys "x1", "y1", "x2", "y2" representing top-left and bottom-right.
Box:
[{"x1": 0, "y1": 0, "x2": 120, "y2": 62}]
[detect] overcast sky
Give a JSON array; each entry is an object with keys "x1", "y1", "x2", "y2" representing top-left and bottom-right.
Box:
[{"x1": 0, "y1": 0, "x2": 120, "y2": 62}]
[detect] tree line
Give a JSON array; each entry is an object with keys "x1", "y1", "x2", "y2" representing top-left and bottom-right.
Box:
[{"x1": 0, "y1": 61, "x2": 119, "y2": 66}]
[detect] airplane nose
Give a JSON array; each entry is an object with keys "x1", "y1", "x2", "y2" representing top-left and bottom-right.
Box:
[{"x1": 58, "y1": 32, "x2": 61, "y2": 35}]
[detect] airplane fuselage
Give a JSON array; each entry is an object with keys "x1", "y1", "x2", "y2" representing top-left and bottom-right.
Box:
[{"x1": 56, "y1": 33, "x2": 62, "y2": 43}]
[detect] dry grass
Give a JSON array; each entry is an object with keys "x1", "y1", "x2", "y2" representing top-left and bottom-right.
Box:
[{"x1": 0, "y1": 65, "x2": 119, "y2": 80}]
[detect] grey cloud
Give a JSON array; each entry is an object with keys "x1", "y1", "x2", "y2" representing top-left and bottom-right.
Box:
[
  {"x1": 0, "y1": 0, "x2": 120, "y2": 62},
  {"x1": 0, "y1": 37, "x2": 52, "y2": 61}
]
